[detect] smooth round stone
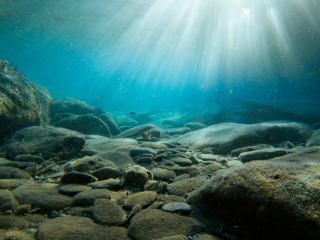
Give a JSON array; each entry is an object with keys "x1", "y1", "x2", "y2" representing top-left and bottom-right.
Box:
[
  {"x1": 129, "y1": 147, "x2": 157, "y2": 156},
  {"x1": 58, "y1": 184, "x2": 91, "y2": 195},
  {"x1": 151, "y1": 168, "x2": 176, "y2": 180},
  {"x1": 87, "y1": 178, "x2": 121, "y2": 189},
  {"x1": 91, "y1": 167, "x2": 122, "y2": 181},
  {"x1": 162, "y1": 202, "x2": 191, "y2": 212},
  {"x1": 60, "y1": 172, "x2": 98, "y2": 185},
  {"x1": 170, "y1": 157, "x2": 193, "y2": 167}
]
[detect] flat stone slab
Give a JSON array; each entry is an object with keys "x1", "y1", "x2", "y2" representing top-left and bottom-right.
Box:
[
  {"x1": 60, "y1": 172, "x2": 98, "y2": 185},
  {"x1": 128, "y1": 209, "x2": 204, "y2": 239},
  {"x1": 170, "y1": 157, "x2": 193, "y2": 166},
  {"x1": 58, "y1": 184, "x2": 91, "y2": 195},
  {"x1": 87, "y1": 179, "x2": 122, "y2": 190},
  {"x1": 124, "y1": 191, "x2": 157, "y2": 209},
  {"x1": 73, "y1": 189, "x2": 112, "y2": 205},
  {"x1": 162, "y1": 202, "x2": 191, "y2": 212},
  {"x1": 165, "y1": 121, "x2": 310, "y2": 154},
  {"x1": 239, "y1": 148, "x2": 288, "y2": 163}
]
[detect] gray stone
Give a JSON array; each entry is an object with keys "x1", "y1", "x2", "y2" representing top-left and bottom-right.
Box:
[
  {"x1": 93, "y1": 199, "x2": 126, "y2": 226},
  {"x1": 124, "y1": 191, "x2": 157, "y2": 209},
  {"x1": 98, "y1": 113, "x2": 122, "y2": 136},
  {"x1": 231, "y1": 144, "x2": 274, "y2": 156},
  {"x1": 197, "y1": 154, "x2": 220, "y2": 161},
  {"x1": 87, "y1": 178, "x2": 122, "y2": 189},
  {"x1": 0, "y1": 179, "x2": 34, "y2": 190},
  {"x1": 128, "y1": 209, "x2": 204, "y2": 239},
  {"x1": 306, "y1": 129, "x2": 320, "y2": 147},
  {"x1": 165, "y1": 166, "x2": 201, "y2": 177},
  {"x1": 162, "y1": 202, "x2": 191, "y2": 212},
  {"x1": 115, "y1": 124, "x2": 160, "y2": 139},
  {"x1": 113, "y1": 114, "x2": 139, "y2": 127},
  {"x1": 184, "y1": 122, "x2": 207, "y2": 131},
  {"x1": 151, "y1": 168, "x2": 176, "y2": 180},
  {"x1": 73, "y1": 189, "x2": 112, "y2": 205},
  {"x1": 201, "y1": 162, "x2": 224, "y2": 175},
  {"x1": 93, "y1": 151, "x2": 135, "y2": 168},
  {"x1": 57, "y1": 115, "x2": 112, "y2": 137},
  {"x1": 15, "y1": 204, "x2": 31, "y2": 214},
  {"x1": 0, "y1": 190, "x2": 19, "y2": 212},
  {"x1": 0, "y1": 167, "x2": 31, "y2": 180},
  {"x1": 226, "y1": 160, "x2": 243, "y2": 168},
  {"x1": 129, "y1": 147, "x2": 157, "y2": 156},
  {"x1": 239, "y1": 148, "x2": 288, "y2": 162},
  {"x1": 141, "y1": 142, "x2": 167, "y2": 150},
  {"x1": 0, "y1": 126, "x2": 85, "y2": 160},
  {"x1": 166, "y1": 121, "x2": 309, "y2": 154},
  {"x1": 135, "y1": 156, "x2": 154, "y2": 164},
  {"x1": 171, "y1": 174, "x2": 191, "y2": 182},
  {"x1": 91, "y1": 167, "x2": 122, "y2": 180},
  {"x1": 0, "y1": 158, "x2": 35, "y2": 169},
  {"x1": 144, "y1": 180, "x2": 168, "y2": 193},
  {"x1": 124, "y1": 166, "x2": 153, "y2": 188},
  {"x1": 157, "y1": 195, "x2": 186, "y2": 203},
  {"x1": 0, "y1": 216, "x2": 29, "y2": 229},
  {"x1": 60, "y1": 172, "x2": 98, "y2": 185},
  {"x1": 127, "y1": 204, "x2": 142, "y2": 222},
  {"x1": 14, "y1": 155, "x2": 44, "y2": 163},
  {"x1": 58, "y1": 184, "x2": 91, "y2": 195},
  {"x1": 170, "y1": 157, "x2": 193, "y2": 166},
  {"x1": 167, "y1": 176, "x2": 207, "y2": 196},
  {"x1": 64, "y1": 156, "x2": 117, "y2": 173},
  {"x1": 12, "y1": 184, "x2": 73, "y2": 211},
  {"x1": 36, "y1": 216, "x2": 131, "y2": 240}
]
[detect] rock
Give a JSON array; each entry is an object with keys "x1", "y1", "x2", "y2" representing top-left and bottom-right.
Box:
[
  {"x1": 167, "y1": 121, "x2": 310, "y2": 154},
  {"x1": 0, "y1": 215, "x2": 29, "y2": 229},
  {"x1": 162, "y1": 202, "x2": 191, "y2": 212},
  {"x1": 171, "y1": 174, "x2": 191, "y2": 182},
  {"x1": 73, "y1": 189, "x2": 112, "y2": 205},
  {"x1": 115, "y1": 124, "x2": 161, "y2": 139},
  {"x1": 157, "y1": 195, "x2": 186, "y2": 203},
  {"x1": 124, "y1": 166, "x2": 153, "y2": 188},
  {"x1": 241, "y1": 99, "x2": 320, "y2": 125},
  {"x1": 98, "y1": 113, "x2": 122, "y2": 136},
  {"x1": 141, "y1": 142, "x2": 167, "y2": 150},
  {"x1": 231, "y1": 144, "x2": 274, "y2": 156},
  {"x1": 127, "y1": 204, "x2": 142, "y2": 222},
  {"x1": 151, "y1": 168, "x2": 176, "y2": 180},
  {"x1": 226, "y1": 160, "x2": 243, "y2": 168},
  {"x1": 239, "y1": 148, "x2": 288, "y2": 162},
  {"x1": 129, "y1": 147, "x2": 157, "y2": 156},
  {"x1": 50, "y1": 98, "x2": 103, "y2": 117},
  {"x1": 113, "y1": 114, "x2": 139, "y2": 127},
  {"x1": 15, "y1": 204, "x2": 31, "y2": 214},
  {"x1": 14, "y1": 155, "x2": 44, "y2": 163},
  {"x1": 91, "y1": 167, "x2": 122, "y2": 180},
  {"x1": 184, "y1": 122, "x2": 208, "y2": 131},
  {"x1": 0, "y1": 158, "x2": 35, "y2": 169},
  {"x1": 306, "y1": 129, "x2": 320, "y2": 147},
  {"x1": 57, "y1": 115, "x2": 112, "y2": 137},
  {"x1": 12, "y1": 184, "x2": 73, "y2": 211},
  {"x1": 4, "y1": 230, "x2": 34, "y2": 240},
  {"x1": 36, "y1": 216, "x2": 131, "y2": 240},
  {"x1": 165, "y1": 166, "x2": 201, "y2": 177},
  {"x1": 161, "y1": 127, "x2": 191, "y2": 136},
  {"x1": 84, "y1": 135, "x2": 139, "y2": 154},
  {"x1": 0, "y1": 190, "x2": 19, "y2": 212},
  {"x1": 170, "y1": 157, "x2": 193, "y2": 166},
  {"x1": 0, "y1": 61, "x2": 52, "y2": 144},
  {"x1": 0, "y1": 126, "x2": 85, "y2": 160},
  {"x1": 201, "y1": 162, "x2": 224, "y2": 175},
  {"x1": 128, "y1": 209, "x2": 204, "y2": 239},
  {"x1": 0, "y1": 167, "x2": 31, "y2": 179},
  {"x1": 58, "y1": 184, "x2": 91, "y2": 195},
  {"x1": 132, "y1": 113, "x2": 153, "y2": 124},
  {"x1": 64, "y1": 156, "x2": 117, "y2": 173},
  {"x1": 187, "y1": 147, "x2": 320, "y2": 240},
  {"x1": 0, "y1": 179, "x2": 34, "y2": 190},
  {"x1": 311, "y1": 122, "x2": 320, "y2": 130},
  {"x1": 124, "y1": 191, "x2": 157, "y2": 209},
  {"x1": 144, "y1": 180, "x2": 168, "y2": 193},
  {"x1": 93, "y1": 151, "x2": 135, "y2": 168},
  {"x1": 135, "y1": 156, "x2": 154, "y2": 164},
  {"x1": 156, "y1": 235, "x2": 188, "y2": 240},
  {"x1": 93, "y1": 199, "x2": 126, "y2": 226},
  {"x1": 87, "y1": 179, "x2": 122, "y2": 189},
  {"x1": 60, "y1": 172, "x2": 98, "y2": 185},
  {"x1": 189, "y1": 155, "x2": 201, "y2": 164},
  {"x1": 197, "y1": 154, "x2": 220, "y2": 161},
  {"x1": 167, "y1": 176, "x2": 207, "y2": 196}
]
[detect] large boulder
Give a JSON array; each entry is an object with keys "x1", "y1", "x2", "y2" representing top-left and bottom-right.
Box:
[
  {"x1": 113, "y1": 114, "x2": 138, "y2": 127},
  {"x1": 166, "y1": 121, "x2": 310, "y2": 154},
  {"x1": 57, "y1": 115, "x2": 111, "y2": 137},
  {"x1": 0, "y1": 60, "x2": 52, "y2": 143},
  {"x1": 306, "y1": 129, "x2": 320, "y2": 147},
  {"x1": 98, "y1": 113, "x2": 122, "y2": 136},
  {"x1": 50, "y1": 98, "x2": 104, "y2": 118},
  {"x1": 241, "y1": 99, "x2": 320, "y2": 125},
  {"x1": 0, "y1": 126, "x2": 85, "y2": 160},
  {"x1": 187, "y1": 147, "x2": 320, "y2": 240},
  {"x1": 115, "y1": 124, "x2": 161, "y2": 139}
]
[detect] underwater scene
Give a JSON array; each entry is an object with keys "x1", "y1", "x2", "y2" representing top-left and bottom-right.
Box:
[{"x1": 0, "y1": 0, "x2": 320, "y2": 239}]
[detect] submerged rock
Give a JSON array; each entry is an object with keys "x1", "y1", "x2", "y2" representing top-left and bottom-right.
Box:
[
  {"x1": 306, "y1": 129, "x2": 320, "y2": 147},
  {"x1": 98, "y1": 113, "x2": 122, "y2": 136},
  {"x1": 115, "y1": 124, "x2": 161, "y2": 139},
  {"x1": 0, "y1": 126, "x2": 85, "y2": 160}
]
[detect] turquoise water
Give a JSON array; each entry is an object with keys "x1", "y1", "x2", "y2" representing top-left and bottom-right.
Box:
[{"x1": 0, "y1": 0, "x2": 319, "y2": 111}]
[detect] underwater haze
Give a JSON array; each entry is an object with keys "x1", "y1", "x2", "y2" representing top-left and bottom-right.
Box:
[{"x1": 1, "y1": 0, "x2": 320, "y2": 111}]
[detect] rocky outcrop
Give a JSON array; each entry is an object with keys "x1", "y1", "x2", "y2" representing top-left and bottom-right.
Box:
[{"x1": 0, "y1": 60, "x2": 52, "y2": 143}]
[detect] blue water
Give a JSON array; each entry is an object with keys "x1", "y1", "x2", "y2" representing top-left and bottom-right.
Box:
[{"x1": 0, "y1": 0, "x2": 319, "y2": 111}]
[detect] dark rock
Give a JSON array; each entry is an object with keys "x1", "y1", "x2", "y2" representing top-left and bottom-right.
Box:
[
  {"x1": 128, "y1": 209, "x2": 204, "y2": 239},
  {"x1": 124, "y1": 166, "x2": 153, "y2": 188},
  {"x1": 73, "y1": 189, "x2": 112, "y2": 205},
  {"x1": 57, "y1": 115, "x2": 111, "y2": 137},
  {"x1": 60, "y1": 172, "x2": 98, "y2": 185},
  {"x1": 0, "y1": 190, "x2": 19, "y2": 212},
  {"x1": 170, "y1": 157, "x2": 193, "y2": 166},
  {"x1": 171, "y1": 174, "x2": 191, "y2": 182},
  {"x1": 87, "y1": 178, "x2": 122, "y2": 189},
  {"x1": 0, "y1": 215, "x2": 29, "y2": 229},
  {"x1": 50, "y1": 98, "x2": 104, "y2": 117},
  {"x1": 36, "y1": 216, "x2": 131, "y2": 240},
  {"x1": 80, "y1": 149, "x2": 100, "y2": 156},
  {"x1": 167, "y1": 176, "x2": 207, "y2": 196},
  {"x1": 187, "y1": 146, "x2": 320, "y2": 240},
  {"x1": 241, "y1": 99, "x2": 320, "y2": 125},
  {"x1": 144, "y1": 180, "x2": 168, "y2": 193},
  {"x1": 157, "y1": 195, "x2": 186, "y2": 203},
  {"x1": 91, "y1": 167, "x2": 122, "y2": 180},
  {"x1": 165, "y1": 166, "x2": 201, "y2": 177},
  {"x1": 98, "y1": 113, "x2": 122, "y2": 136},
  {"x1": 0, "y1": 61, "x2": 52, "y2": 144},
  {"x1": 58, "y1": 184, "x2": 91, "y2": 195},
  {"x1": 0, "y1": 179, "x2": 34, "y2": 190},
  {"x1": 184, "y1": 122, "x2": 208, "y2": 131},
  {"x1": 14, "y1": 155, "x2": 44, "y2": 163},
  {"x1": 93, "y1": 151, "x2": 135, "y2": 168},
  {"x1": 64, "y1": 156, "x2": 117, "y2": 173},
  {"x1": 15, "y1": 204, "x2": 31, "y2": 214},
  {"x1": 162, "y1": 202, "x2": 191, "y2": 212},
  {"x1": 0, "y1": 126, "x2": 85, "y2": 160},
  {"x1": 12, "y1": 184, "x2": 73, "y2": 211},
  {"x1": 231, "y1": 144, "x2": 274, "y2": 156},
  {"x1": 240, "y1": 148, "x2": 288, "y2": 162},
  {"x1": 0, "y1": 167, "x2": 31, "y2": 179},
  {"x1": 306, "y1": 129, "x2": 320, "y2": 147},
  {"x1": 0, "y1": 158, "x2": 35, "y2": 169},
  {"x1": 168, "y1": 121, "x2": 310, "y2": 154},
  {"x1": 129, "y1": 147, "x2": 157, "y2": 156},
  {"x1": 115, "y1": 124, "x2": 160, "y2": 139},
  {"x1": 93, "y1": 199, "x2": 126, "y2": 226},
  {"x1": 124, "y1": 191, "x2": 157, "y2": 209},
  {"x1": 127, "y1": 204, "x2": 142, "y2": 222},
  {"x1": 311, "y1": 122, "x2": 320, "y2": 130}
]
